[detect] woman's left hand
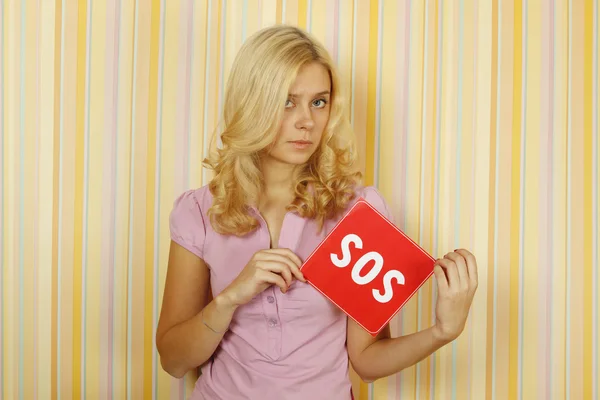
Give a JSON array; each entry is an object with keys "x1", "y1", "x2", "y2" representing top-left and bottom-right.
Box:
[{"x1": 432, "y1": 249, "x2": 478, "y2": 343}]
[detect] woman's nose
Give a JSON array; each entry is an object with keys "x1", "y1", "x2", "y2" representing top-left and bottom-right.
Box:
[{"x1": 295, "y1": 107, "x2": 315, "y2": 130}]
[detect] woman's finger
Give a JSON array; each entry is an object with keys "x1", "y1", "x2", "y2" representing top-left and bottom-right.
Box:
[
  {"x1": 257, "y1": 252, "x2": 306, "y2": 282},
  {"x1": 257, "y1": 260, "x2": 293, "y2": 287},
  {"x1": 259, "y1": 270, "x2": 288, "y2": 293},
  {"x1": 267, "y1": 248, "x2": 303, "y2": 267},
  {"x1": 433, "y1": 264, "x2": 449, "y2": 293},
  {"x1": 435, "y1": 258, "x2": 459, "y2": 290},
  {"x1": 455, "y1": 249, "x2": 478, "y2": 289},
  {"x1": 444, "y1": 252, "x2": 468, "y2": 289}
]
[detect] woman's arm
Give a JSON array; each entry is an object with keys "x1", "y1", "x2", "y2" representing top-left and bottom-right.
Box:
[
  {"x1": 156, "y1": 241, "x2": 238, "y2": 379},
  {"x1": 347, "y1": 249, "x2": 478, "y2": 382}
]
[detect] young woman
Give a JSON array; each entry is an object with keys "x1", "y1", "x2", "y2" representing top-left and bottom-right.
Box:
[{"x1": 156, "y1": 25, "x2": 478, "y2": 400}]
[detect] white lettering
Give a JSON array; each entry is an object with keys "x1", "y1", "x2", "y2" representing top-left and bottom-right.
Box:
[
  {"x1": 330, "y1": 233, "x2": 406, "y2": 303},
  {"x1": 372, "y1": 270, "x2": 405, "y2": 303},
  {"x1": 351, "y1": 252, "x2": 384, "y2": 285},
  {"x1": 330, "y1": 233, "x2": 363, "y2": 268}
]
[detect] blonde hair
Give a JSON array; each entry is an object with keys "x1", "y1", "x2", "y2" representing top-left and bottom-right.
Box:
[{"x1": 203, "y1": 25, "x2": 362, "y2": 236}]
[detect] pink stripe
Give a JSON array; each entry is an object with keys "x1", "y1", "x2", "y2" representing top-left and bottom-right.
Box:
[
  {"x1": 468, "y1": 2, "x2": 479, "y2": 399},
  {"x1": 176, "y1": 0, "x2": 194, "y2": 194},
  {"x1": 537, "y1": 1, "x2": 553, "y2": 398},
  {"x1": 258, "y1": 0, "x2": 262, "y2": 28},
  {"x1": 104, "y1": 0, "x2": 121, "y2": 396},
  {"x1": 34, "y1": 6, "x2": 41, "y2": 396},
  {"x1": 543, "y1": 1, "x2": 555, "y2": 398},
  {"x1": 0, "y1": 0, "x2": 4, "y2": 392}
]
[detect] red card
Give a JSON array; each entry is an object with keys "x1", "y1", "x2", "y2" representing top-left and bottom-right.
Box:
[{"x1": 300, "y1": 198, "x2": 435, "y2": 336}]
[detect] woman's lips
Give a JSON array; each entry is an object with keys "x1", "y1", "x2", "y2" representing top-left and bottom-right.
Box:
[{"x1": 289, "y1": 140, "x2": 313, "y2": 150}]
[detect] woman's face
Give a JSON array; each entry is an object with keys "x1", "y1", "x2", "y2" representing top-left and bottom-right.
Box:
[{"x1": 264, "y1": 62, "x2": 332, "y2": 166}]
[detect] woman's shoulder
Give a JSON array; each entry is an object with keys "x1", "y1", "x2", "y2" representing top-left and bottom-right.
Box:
[
  {"x1": 170, "y1": 184, "x2": 214, "y2": 223},
  {"x1": 349, "y1": 185, "x2": 393, "y2": 221}
]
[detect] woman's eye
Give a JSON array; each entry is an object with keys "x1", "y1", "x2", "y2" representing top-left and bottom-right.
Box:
[
  {"x1": 285, "y1": 99, "x2": 294, "y2": 108},
  {"x1": 312, "y1": 99, "x2": 327, "y2": 108}
]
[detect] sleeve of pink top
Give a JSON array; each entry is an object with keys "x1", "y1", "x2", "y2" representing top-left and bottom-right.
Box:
[
  {"x1": 361, "y1": 186, "x2": 395, "y2": 224},
  {"x1": 169, "y1": 189, "x2": 207, "y2": 259}
]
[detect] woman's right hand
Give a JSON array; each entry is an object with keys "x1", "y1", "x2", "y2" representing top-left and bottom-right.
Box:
[{"x1": 220, "y1": 248, "x2": 306, "y2": 307}]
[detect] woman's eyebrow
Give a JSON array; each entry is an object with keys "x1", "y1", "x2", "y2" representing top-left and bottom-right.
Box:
[{"x1": 288, "y1": 91, "x2": 331, "y2": 98}]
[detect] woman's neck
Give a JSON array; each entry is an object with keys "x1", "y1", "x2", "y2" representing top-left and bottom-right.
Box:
[{"x1": 259, "y1": 157, "x2": 302, "y2": 206}]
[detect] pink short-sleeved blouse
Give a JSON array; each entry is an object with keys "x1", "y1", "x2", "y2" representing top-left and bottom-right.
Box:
[{"x1": 169, "y1": 184, "x2": 393, "y2": 400}]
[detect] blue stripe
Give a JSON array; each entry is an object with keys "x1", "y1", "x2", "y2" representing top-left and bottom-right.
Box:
[
  {"x1": 152, "y1": 1, "x2": 167, "y2": 398},
  {"x1": 57, "y1": 1, "x2": 67, "y2": 397},
  {"x1": 112, "y1": 0, "x2": 124, "y2": 397},
  {"x1": 81, "y1": 0, "x2": 94, "y2": 395},
  {"x1": 202, "y1": 0, "x2": 212, "y2": 184},
  {"x1": 19, "y1": 2, "x2": 26, "y2": 398},
  {"x1": 127, "y1": 1, "x2": 140, "y2": 398},
  {"x1": 566, "y1": 0, "x2": 573, "y2": 398},
  {"x1": 518, "y1": 1, "x2": 528, "y2": 399}
]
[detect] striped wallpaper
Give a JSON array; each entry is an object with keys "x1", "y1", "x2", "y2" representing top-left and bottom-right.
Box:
[{"x1": 1, "y1": 0, "x2": 598, "y2": 399}]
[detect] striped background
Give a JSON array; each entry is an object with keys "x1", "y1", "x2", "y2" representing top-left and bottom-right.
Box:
[{"x1": 1, "y1": 0, "x2": 598, "y2": 399}]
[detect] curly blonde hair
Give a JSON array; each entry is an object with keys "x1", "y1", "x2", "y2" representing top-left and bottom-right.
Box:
[{"x1": 203, "y1": 25, "x2": 362, "y2": 236}]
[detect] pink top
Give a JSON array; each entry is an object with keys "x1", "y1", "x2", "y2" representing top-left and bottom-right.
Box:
[{"x1": 169, "y1": 184, "x2": 393, "y2": 400}]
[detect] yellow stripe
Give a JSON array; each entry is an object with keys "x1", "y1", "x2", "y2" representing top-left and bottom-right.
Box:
[
  {"x1": 276, "y1": 0, "x2": 282, "y2": 24},
  {"x1": 582, "y1": 0, "x2": 594, "y2": 398},
  {"x1": 310, "y1": 0, "x2": 326, "y2": 44},
  {"x1": 144, "y1": 0, "x2": 162, "y2": 397},
  {"x1": 298, "y1": 0, "x2": 307, "y2": 29},
  {"x1": 363, "y1": 0, "x2": 378, "y2": 188},
  {"x1": 51, "y1": 1, "x2": 63, "y2": 399},
  {"x1": 73, "y1": 0, "x2": 88, "y2": 397},
  {"x1": 508, "y1": 1, "x2": 523, "y2": 399},
  {"x1": 86, "y1": 0, "x2": 107, "y2": 395}
]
